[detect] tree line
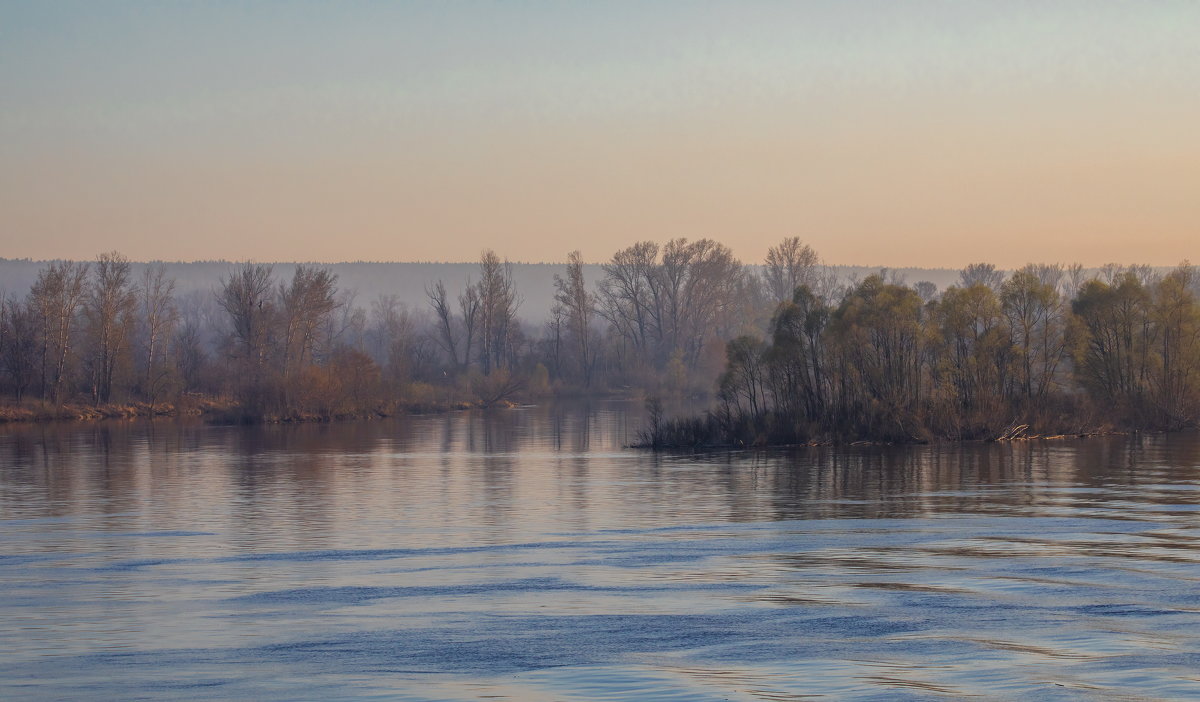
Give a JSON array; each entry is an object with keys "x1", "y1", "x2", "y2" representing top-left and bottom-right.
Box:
[
  {"x1": 2, "y1": 243, "x2": 1197, "y2": 436},
  {"x1": 650, "y1": 259, "x2": 1200, "y2": 447},
  {"x1": 0, "y1": 242, "x2": 759, "y2": 419}
]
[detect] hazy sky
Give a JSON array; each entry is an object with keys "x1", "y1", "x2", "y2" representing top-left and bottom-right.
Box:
[{"x1": 1, "y1": 1, "x2": 1197, "y2": 267}]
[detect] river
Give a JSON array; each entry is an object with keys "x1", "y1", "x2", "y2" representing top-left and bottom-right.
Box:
[{"x1": 2, "y1": 402, "x2": 1199, "y2": 700}]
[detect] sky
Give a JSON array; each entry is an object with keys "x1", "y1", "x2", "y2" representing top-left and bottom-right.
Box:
[{"x1": 1, "y1": 1, "x2": 1197, "y2": 268}]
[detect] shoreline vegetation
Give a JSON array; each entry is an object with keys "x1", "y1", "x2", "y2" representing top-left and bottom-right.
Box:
[
  {"x1": 631, "y1": 404, "x2": 1143, "y2": 450},
  {"x1": 0, "y1": 394, "x2": 515, "y2": 425},
  {"x1": 2, "y1": 242, "x2": 1198, "y2": 446},
  {"x1": 636, "y1": 260, "x2": 1200, "y2": 450}
]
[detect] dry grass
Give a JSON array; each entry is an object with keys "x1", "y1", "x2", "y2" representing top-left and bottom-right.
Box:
[{"x1": 0, "y1": 397, "x2": 232, "y2": 424}]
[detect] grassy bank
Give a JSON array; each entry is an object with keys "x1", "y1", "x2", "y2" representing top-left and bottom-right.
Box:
[
  {"x1": 0, "y1": 394, "x2": 524, "y2": 426},
  {"x1": 0, "y1": 396, "x2": 236, "y2": 423}
]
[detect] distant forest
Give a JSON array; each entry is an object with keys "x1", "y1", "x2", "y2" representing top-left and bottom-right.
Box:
[
  {"x1": 0, "y1": 257, "x2": 967, "y2": 322},
  {"x1": 0, "y1": 242, "x2": 1196, "y2": 440}
]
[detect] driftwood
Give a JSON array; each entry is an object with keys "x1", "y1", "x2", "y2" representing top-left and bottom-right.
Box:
[{"x1": 994, "y1": 423, "x2": 1030, "y2": 441}]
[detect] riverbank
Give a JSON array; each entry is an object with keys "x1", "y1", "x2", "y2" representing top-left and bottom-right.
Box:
[
  {"x1": 0, "y1": 392, "x2": 617, "y2": 426},
  {"x1": 0, "y1": 396, "x2": 235, "y2": 424}
]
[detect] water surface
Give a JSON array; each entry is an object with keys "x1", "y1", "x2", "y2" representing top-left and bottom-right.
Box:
[{"x1": 2, "y1": 403, "x2": 1200, "y2": 700}]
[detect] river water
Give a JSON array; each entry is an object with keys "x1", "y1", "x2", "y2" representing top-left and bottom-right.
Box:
[{"x1": 2, "y1": 402, "x2": 1200, "y2": 700}]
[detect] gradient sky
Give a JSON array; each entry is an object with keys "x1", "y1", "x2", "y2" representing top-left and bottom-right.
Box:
[{"x1": 1, "y1": 1, "x2": 1197, "y2": 267}]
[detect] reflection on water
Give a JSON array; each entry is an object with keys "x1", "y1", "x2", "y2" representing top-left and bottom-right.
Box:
[{"x1": 2, "y1": 402, "x2": 1200, "y2": 700}]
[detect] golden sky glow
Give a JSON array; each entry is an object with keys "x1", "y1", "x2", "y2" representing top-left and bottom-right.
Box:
[{"x1": 1, "y1": 2, "x2": 1197, "y2": 268}]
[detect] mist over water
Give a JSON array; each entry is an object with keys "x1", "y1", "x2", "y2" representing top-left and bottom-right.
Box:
[{"x1": 2, "y1": 403, "x2": 1200, "y2": 700}]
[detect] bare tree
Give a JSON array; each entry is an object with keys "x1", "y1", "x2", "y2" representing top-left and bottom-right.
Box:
[
  {"x1": 368, "y1": 294, "x2": 428, "y2": 384},
  {"x1": 458, "y1": 283, "x2": 479, "y2": 371},
  {"x1": 218, "y1": 262, "x2": 275, "y2": 367},
  {"x1": 1, "y1": 297, "x2": 37, "y2": 401},
  {"x1": 764, "y1": 236, "x2": 819, "y2": 303},
  {"x1": 652, "y1": 238, "x2": 745, "y2": 369},
  {"x1": 1002, "y1": 266, "x2": 1067, "y2": 403},
  {"x1": 137, "y1": 264, "x2": 178, "y2": 408},
  {"x1": 0, "y1": 294, "x2": 7, "y2": 395},
  {"x1": 674, "y1": 238, "x2": 745, "y2": 367},
  {"x1": 28, "y1": 261, "x2": 90, "y2": 402},
  {"x1": 476, "y1": 250, "x2": 520, "y2": 374},
  {"x1": 368, "y1": 294, "x2": 402, "y2": 364},
  {"x1": 598, "y1": 241, "x2": 658, "y2": 358},
  {"x1": 0, "y1": 293, "x2": 6, "y2": 380},
  {"x1": 959, "y1": 262, "x2": 1005, "y2": 290},
  {"x1": 1063, "y1": 262, "x2": 1088, "y2": 300},
  {"x1": 1027, "y1": 263, "x2": 1064, "y2": 290},
  {"x1": 544, "y1": 300, "x2": 564, "y2": 379},
  {"x1": 324, "y1": 288, "x2": 362, "y2": 354},
  {"x1": 279, "y1": 265, "x2": 338, "y2": 377},
  {"x1": 1099, "y1": 263, "x2": 1123, "y2": 284},
  {"x1": 553, "y1": 250, "x2": 596, "y2": 386},
  {"x1": 426, "y1": 280, "x2": 459, "y2": 369},
  {"x1": 84, "y1": 252, "x2": 137, "y2": 404},
  {"x1": 173, "y1": 290, "x2": 217, "y2": 394},
  {"x1": 598, "y1": 239, "x2": 744, "y2": 373}
]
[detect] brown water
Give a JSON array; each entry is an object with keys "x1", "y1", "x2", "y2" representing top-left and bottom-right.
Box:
[{"x1": 2, "y1": 402, "x2": 1200, "y2": 700}]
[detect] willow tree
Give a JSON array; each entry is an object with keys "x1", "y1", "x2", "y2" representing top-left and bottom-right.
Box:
[
  {"x1": 1071, "y1": 273, "x2": 1155, "y2": 422},
  {"x1": 827, "y1": 275, "x2": 925, "y2": 440},
  {"x1": 764, "y1": 285, "x2": 828, "y2": 422},
  {"x1": 1001, "y1": 266, "x2": 1067, "y2": 405},
  {"x1": 929, "y1": 283, "x2": 1009, "y2": 437},
  {"x1": 1147, "y1": 265, "x2": 1200, "y2": 428},
  {"x1": 718, "y1": 335, "x2": 768, "y2": 419}
]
